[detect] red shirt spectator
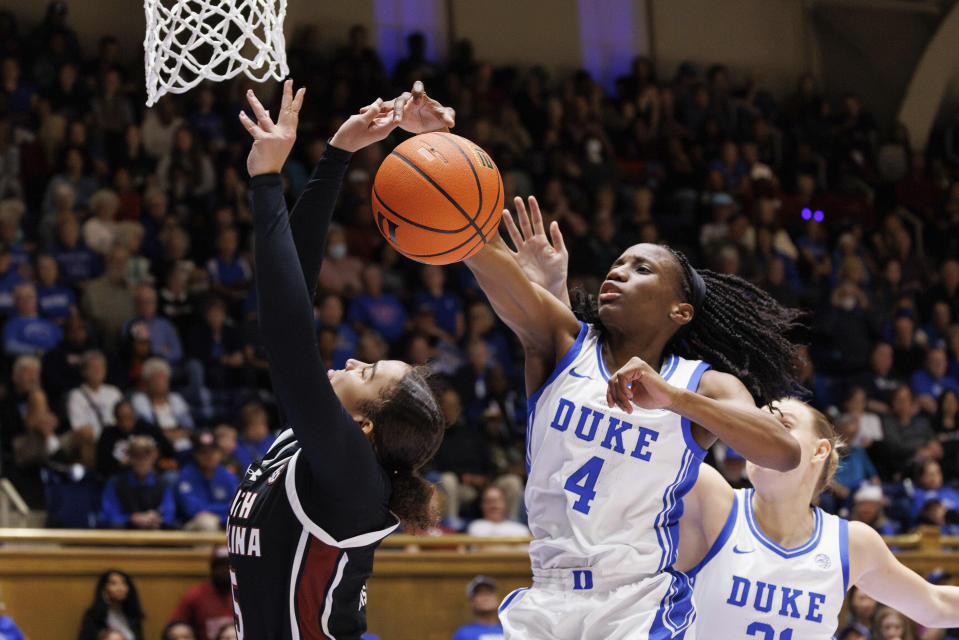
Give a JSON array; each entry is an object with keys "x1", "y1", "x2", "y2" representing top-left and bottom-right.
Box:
[{"x1": 169, "y1": 546, "x2": 233, "y2": 640}]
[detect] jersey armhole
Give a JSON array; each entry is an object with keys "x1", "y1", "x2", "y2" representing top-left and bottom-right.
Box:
[
  {"x1": 680, "y1": 361, "x2": 712, "y2": 457},
  {"x1": 285, "y1": 450, "x2": 399, "y2": 548},
  {"x1": 839, "y1": 518, "x2": 850, "y2": 593},
  {"x1": 686, "y1": 491, "x2": 738, "y2": 579},
  {"x1": 525, "y1": 321, "x2": 589, "y2": 410}
]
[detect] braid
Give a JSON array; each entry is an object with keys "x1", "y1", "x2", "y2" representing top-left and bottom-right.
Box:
[
  {"x1": 666, "y1": 249, "x2": 804, "y2": 406},
  {"x1": 572, "y1": 248, "x2": 804, "y2": 407}
]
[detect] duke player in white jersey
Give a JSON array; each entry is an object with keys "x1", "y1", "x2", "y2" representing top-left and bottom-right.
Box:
[
  {"x1": 463, "y1": 197, "x2": 804, "y2": 639},
  {"x1": 675, "y1": 398, "x2": 959, "y2": 638}
]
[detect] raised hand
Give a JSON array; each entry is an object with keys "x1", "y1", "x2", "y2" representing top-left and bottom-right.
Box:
[
  {"x1": 503, "y1": 196, "x2": 569, "y2": 302},
  {"x1": 606, "y1": 356, "x2": 681, "y2": 414},
  {"x1": 329, "y1": 97, "x2": 401, "y2": 153},
  {"x1": 375, "y1": 80, "x2": 455, "y2": 134},
  {"x1": 238, "y1": 79, "x2": 306, "y2": 177}
]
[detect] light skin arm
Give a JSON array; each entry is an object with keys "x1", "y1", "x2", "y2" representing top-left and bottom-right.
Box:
[
  {"x1": 464, "y1": 196, "x2": 581, "y2": 389},
  {"x1": 850, "y1": 521, "x2": 959, "y2": 628},
  {"x1": 673, "y1": 463, "x2": 736, "y2": 573}
]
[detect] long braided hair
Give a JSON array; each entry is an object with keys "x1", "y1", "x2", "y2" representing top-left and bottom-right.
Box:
[{"x1": 573, "y1": 246, "x2": 804, "y2": 407}]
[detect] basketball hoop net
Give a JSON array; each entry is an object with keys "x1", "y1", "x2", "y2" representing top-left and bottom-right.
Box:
[{"x1": 143, "y1": 0, "x2": 289, "y2": 106}]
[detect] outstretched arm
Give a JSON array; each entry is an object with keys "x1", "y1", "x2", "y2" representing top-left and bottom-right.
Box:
[
  {"x1": 850, "y1": 521, "x2": 959, "y2": 628},
  {"x1": 290, "y1": 81, "x2": 455, "y2": 298},
  {"x1": 465, "y1": 196, "x2": 581, "y2": 387}
]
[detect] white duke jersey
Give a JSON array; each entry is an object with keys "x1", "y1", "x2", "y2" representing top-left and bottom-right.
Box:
[
  {"x1": 525, "y1": 322, "x2": 711, "y2": 581},
  {"x1": 689, "y1": 489, "x2": 850, "y2": 640}
]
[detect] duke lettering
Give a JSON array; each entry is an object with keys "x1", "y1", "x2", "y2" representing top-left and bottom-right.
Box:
[
  {"x1": 549, "y1": 397, "x2": 660, "y2": 463},
  {"x1": 726, "y1": 576, "x2": 826, "y2": 623}
]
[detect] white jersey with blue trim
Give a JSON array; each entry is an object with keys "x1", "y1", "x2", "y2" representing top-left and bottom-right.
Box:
[
  {"x1": 689, "y1": 488, "x2": 850, "y2": 640},
  {"x1": 525, "y1": 322, "x2": 711, "y2": 579}
]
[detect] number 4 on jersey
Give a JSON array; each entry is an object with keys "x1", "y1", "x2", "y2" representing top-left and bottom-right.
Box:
[{"x1": 564, "y1": 456, "x2": 605, "y2": 514}]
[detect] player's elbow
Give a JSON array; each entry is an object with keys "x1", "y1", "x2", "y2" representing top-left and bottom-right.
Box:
[
  {"x1": 923, "y1": 589, "x2": 959, "y2": 628},
  {"x1": 765, "y1": 436, "x2": 802, "y2": 472}
]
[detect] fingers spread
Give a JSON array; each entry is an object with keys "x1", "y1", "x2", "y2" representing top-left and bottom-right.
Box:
[
  {"x1": 291, "y1": 86, "x2": 306, "y2": 113},
  {"x1": 529, "y1": 196, "x2": 546, "y2": 237},
  {"x1": 245, "y1": 90, "x2": 275, "y2": 131},
  {"x1": 280, "y1": 79, "x2": 293, "y2": 111},
  {"x1": 502, "y1": 211, "x2": 523, "y2": 251},
  {"x1": 237, "y1": 111, "x2": 262, "y2": 139},
  {"x1": 549, "y1": 220, "x2": 567, "y2": 254}
]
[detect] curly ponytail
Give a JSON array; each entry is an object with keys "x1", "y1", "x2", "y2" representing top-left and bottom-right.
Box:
[{"x1": 361, "y1": 367, "x2": 444, "y2": 530}]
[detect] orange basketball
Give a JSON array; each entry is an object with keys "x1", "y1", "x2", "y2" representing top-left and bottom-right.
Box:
[{"x1": 371, "y1": 132, "x2": 504, "y2": 265}]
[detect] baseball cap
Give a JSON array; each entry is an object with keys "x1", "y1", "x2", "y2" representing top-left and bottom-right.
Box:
[
  {"x1": 853, "y1": 484, "x2": 883, "y2": 504},
  {"x1": 192, "y1": 429, "x2": 218, "y2": 450},
  {"x1": 466, "y1": 575, "x2": 497, "y2": 599}
]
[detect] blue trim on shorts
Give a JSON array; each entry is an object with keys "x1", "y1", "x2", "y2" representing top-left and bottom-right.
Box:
[
  {"x1": 498, "y1": 587, "x2": 530, "y2": 614},
  {"x1": 686, "y1": 492, "x2": 738, "y2": 579},
  {"x1": 649, "y1": 568, "x2": 696, "y2": 639}
]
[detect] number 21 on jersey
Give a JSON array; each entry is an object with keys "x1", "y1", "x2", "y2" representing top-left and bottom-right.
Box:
[
  {"x1": 747, "y1": 622, "x2": 793, "y2": 639},
  {"x1": 564, "y1": 456, "x2": 605, "y2": 514}
]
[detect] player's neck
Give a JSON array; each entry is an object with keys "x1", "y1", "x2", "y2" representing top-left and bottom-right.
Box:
[
  {"x1": 603, "y1": 332, "x2": 667, "y2": 374},
  {"x1": 750, "y1": 487, "x2": 817, "y2": 549}
]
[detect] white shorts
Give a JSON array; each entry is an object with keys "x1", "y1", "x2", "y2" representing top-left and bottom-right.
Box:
[{"x1": 498, "y1": 569, "x2": 696, "y2": 640}]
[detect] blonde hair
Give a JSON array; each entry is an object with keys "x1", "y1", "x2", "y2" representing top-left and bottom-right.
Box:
[
  {"x1": 773, "y1": 398, "x2": 842, "y2": 500},
  {"x1": 872, "y1": 606, "x2": 916, "y2": 640}
]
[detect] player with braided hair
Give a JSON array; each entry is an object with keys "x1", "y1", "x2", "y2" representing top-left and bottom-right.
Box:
[{"x1": 464, "y1": 196, "x2": 802, "y2": 639}]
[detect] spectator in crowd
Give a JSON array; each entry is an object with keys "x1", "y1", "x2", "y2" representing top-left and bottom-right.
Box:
[
  {"x1": 844, "y1": 585, "x2": 879, "y2": 633},
  {"x1": 161, "y1": 622, "x2": 196, "y2": 640},
  {"x1": 2, "y1": 282, "x2": 63, "y2": 357},
  {"x1": 213, "y1": 626, "x2": 236, "y2": 640},
  {"x1": 130, "y1": 357, "x2": 193, "y2": 451},
  {"x1": 910, "y1": 460, "x2": 959, "y2": 527},
  {"x1": 82, "y1": 245, "x2": 135, "y2": 354},
  {"x1": 873, "y1": 606, "x2": 917, "y2": 640},
  {"x1": 124, "y1": 284, "x2": 183, "y2": 364},
  {"x1": 35, "y1": 253, "x2": 76, "y2": 323},
  {"x1": 169, "y1": 546, "x2": 233, "y2": 640},
  {"x1": 42, "y1": 313, "x2": 96, "y2": 400},
  {"x1": 96, "y1": 399, "x2": 176, "y2": 478},
  {"x1": 212, "y1": 424, "x2": 242, "y2": 476},
  {"x1": 0, "y1": 244, "x2": 24, "y2": 317},
  {"x1": 935, "y1": 389, "x2": 959, "y2": 479},
  {"x1": 315, "y1": 292, "x2": 357, "y2": 369},
  {"x1": 100, "y1": 436, "x2": 175, "y2": 529},
  {"x1": 205, "y1": 226, "x2": 251, "y2": 309},
  {"x1": 10, "y1": 388, "x2": 63, "y2": 509},
  {"x1": 829, "y1": 414, "x2": 879, "y2": 510},
  {"x1": 0, "y1": 604, "x2": 25, "y2": 640},
  {"x1": 876, "y1": 385, "x2": 938, "y2": 479},
  {"x1": 451, "y1": 576, "x2": 504, "y2": 640},
  {"x1": 347, "y1": 263, "x2": 407, "y2": 344},
  {"x1": 185, "y1": 296, "x2": 244, "y2": 392},
  {"x1": 77, "y1": 569, "x2": 144, "y2": 640},
  {"x1": 0, "y1": 354, "x2": 41, "y2": 461},
  {"x1": 466, "y1": 485, "x2": 530, "y2": 538},
  {"x1": 50, "y1": 212, "x2": 103, "y2": 287},
  {"x1": 413, "y1": 265, "x2": 464, "y2": 340},
  {"x1": 841, "y1": 385, "x2": 884, "y2": 447},
  {"x1": 891, "y1": 310, "x2": 926, "y2": 378},
  {"x1": 231, "y1": 400, "x2": 275, "y2": 471},
  {"x1": 317, "y1": 224, "x2": 364, "y2": 297},
  {"x1": 83, "y1": 188, "x2": 121, "y2": 256},
  {"x1": 849, "y1": 484, "x2": 899, "y2": 535},
  {"x1": 175, "y1": 429, "x2": 238, "y2": 530},
  {"x1": 911, "y1": 347, "x2": 959, "y2": 414},
  {"x1": 857, "y1": 341, "x2": 901, "y2": 414},
  {"x1": 67, "y1": 349, "x2": 122, "y2": 441}
]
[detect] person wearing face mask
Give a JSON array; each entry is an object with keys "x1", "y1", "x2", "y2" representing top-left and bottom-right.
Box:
[
  {"x1": 816, "y1": 278, "x2": 881, "y2": 374},
  {"x1": 317, "y1": 224, "x2": 363, "y2": 297}
]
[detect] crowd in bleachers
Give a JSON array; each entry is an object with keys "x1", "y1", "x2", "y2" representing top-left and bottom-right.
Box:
[{"x1": 1, "y1": 2, "x2": 959, "y2": 549}]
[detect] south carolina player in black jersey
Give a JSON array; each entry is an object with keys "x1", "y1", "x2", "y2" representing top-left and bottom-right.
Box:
[{"x1": 229, "y1": 80, "x2": 453, "y2": 639}]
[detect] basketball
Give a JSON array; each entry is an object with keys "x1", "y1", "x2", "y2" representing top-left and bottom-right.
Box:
[{"x1": 371, "y1": 132, "x2": 504, "y2": 265}]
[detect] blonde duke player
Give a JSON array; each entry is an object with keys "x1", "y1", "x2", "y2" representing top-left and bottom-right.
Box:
[
  {"x1": 233, "y1": 81, "x2": 454, "y2": 639},
  {"x1": 678, "y1": 398, "x2": 959, "y2": 638},
  {"x1": 463, "y1": 195, "x2": 803, "y2": 639}
]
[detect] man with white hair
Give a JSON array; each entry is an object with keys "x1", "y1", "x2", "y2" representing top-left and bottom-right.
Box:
[
  {"x1": 2, "y1": 282, "x2": 63, "y2": 357},
  {"x1": 130, "y1": 356, "x2": 194, "y2": 451}
]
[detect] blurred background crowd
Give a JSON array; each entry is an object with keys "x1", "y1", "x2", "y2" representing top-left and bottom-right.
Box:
[{"x1": 1, "y1": 2, "x2": 959, "y2": 636}]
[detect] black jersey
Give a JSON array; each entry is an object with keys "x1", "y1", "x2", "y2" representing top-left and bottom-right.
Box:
[
  {"x1": 228, "y1": 429, "x2": 398, "y2": 640},
  {"x1": 237, "y1": 147, "x2": 401, "y2": 639}
]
